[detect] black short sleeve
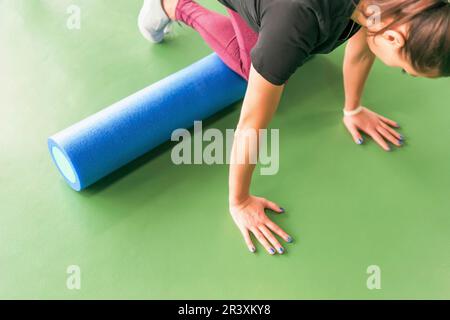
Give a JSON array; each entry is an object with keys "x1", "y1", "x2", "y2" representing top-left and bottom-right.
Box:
[{"x1": 250, "y1": 2, "x2": 320, "y2": 85}]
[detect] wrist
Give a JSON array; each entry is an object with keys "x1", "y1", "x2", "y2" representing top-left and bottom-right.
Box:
[
  {"x1": 229, "y1": 193, "x2": 250, "y2": 206},
  {"x1": 344, "y1": 100, "x2": 361, "y2": 111},
  {"x1": 343, "y1": 106, "x2": 364, "y2": 117}
]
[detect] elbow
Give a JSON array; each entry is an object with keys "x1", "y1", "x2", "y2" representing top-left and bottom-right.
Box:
[{"x1": 236, "y1": 112, "x2": 268, "y2": 131}]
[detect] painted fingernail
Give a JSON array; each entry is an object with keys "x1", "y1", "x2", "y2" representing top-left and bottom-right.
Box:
[
  {"x1": 399, "y1": 135, "x2": 404, "y2": 141},
  {"x1": 269, "y1": 248, "x2": 275, "y2": 255},
  {"x1": 357, "y1": 138, "x2": 364, "y2": 145},
  {"x1": 250, "y1": 246, "x2": 256, "y2": 253},
  {"x1": 398, "y1": 140, "x2": 403, "y2": 145},
  {"x1": 278, "y1": 247, "x2": 284, "y2": 254},
  {"x1": 287, "y1": 236, "x2": 293, "y2": 243},
  {"x1": 279, "y1": 207, "x2": 285, "y2": 213}
]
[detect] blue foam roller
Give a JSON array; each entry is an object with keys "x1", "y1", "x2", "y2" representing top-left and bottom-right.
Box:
[{"x1": 48, "y1": 54, "x2": 247, "y2": 191}]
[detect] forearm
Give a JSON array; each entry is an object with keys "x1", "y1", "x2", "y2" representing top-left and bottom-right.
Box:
[
  {"x1": 228, "y1": 66, "x2": 284, "y2": 205},
  {"x1": 343, "y1": 29, "x2": 375, "y2": 111},
  {"x1": 228, "y1": 153, "x2": 256, "y2": 205},
  {"x1": 229, "y1": 114, "x2": 269, "y2": 205}
]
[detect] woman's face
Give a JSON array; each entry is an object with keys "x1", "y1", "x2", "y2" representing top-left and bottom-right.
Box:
[{"x1": 365, "y1": 23, "x2": 439, "y2": 78}]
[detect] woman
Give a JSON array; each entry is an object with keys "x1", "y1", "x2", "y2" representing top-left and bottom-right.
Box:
[{"x1": 138, "y1": 0, "x2": 450, "y2": 254}]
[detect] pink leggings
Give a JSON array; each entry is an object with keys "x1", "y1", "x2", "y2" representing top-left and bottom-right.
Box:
[{"x1": 175, "y1": 0, "x2": 258, "y2": 80}]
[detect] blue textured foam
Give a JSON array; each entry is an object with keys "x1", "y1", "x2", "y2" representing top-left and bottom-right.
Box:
[{"x1": 48, "y1": 54, "x2": 247, "y2": 191}]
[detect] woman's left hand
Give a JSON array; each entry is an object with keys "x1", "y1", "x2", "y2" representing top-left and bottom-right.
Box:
[{"x1": 343, "y1": 106, "x2": 404, "y2": 151}]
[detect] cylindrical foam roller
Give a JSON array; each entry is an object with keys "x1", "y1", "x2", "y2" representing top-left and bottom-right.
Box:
[{"x1": 48, "y1": 54, "x2": 247, "y2": 191}]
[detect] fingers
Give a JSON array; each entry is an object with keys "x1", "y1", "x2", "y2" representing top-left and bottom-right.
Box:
[
  {"x1": 344, "y1": 109, "x2": 403, "y2": 150},
  {"x1": 259, "y1": 225, "x2": 284, "y2": 254},
  {"x1": 379, "y1": 121, "x2": 403, "y2": 142},
  {"x1": 240, "y1": 228, "x2": 255, "y2": 253},
  {"x1": 264, "y1": 199, "x2": 284, "y2": 213},
  {"x1": 265, "y1": 220, "x2": 293, "y2": 243},
  {"x1": 376, "y1": 113, "x2": 399, "y2": 128},
  {"x1": 344, "y1": 121, "x2": 364, "y2": 145},
  {"x1": 376, "y1": 125, "x2": 402, "y2": 147},
  {"x1": 368, "y1": 129, "x2": 391, "y2": 152},
  {"x1": 251, "y1": 227, "x2": 276, "y2": 255}
]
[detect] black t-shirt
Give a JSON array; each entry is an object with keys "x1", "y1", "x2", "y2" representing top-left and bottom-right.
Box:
[{"x1": 218, "y1": 0, "x2": 361, "y2": 85}]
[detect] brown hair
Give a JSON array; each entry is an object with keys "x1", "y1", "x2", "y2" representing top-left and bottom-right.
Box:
[{"x1": 359, "y1": 0, "x2": 450, "y2": 77}]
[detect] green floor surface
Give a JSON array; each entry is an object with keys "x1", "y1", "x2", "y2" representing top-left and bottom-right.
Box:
[{"x1": 1, "y1": 0, "x2": 449, "y2": 299}]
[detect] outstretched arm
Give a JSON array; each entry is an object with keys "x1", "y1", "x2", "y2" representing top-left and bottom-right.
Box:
[
  {"x1": 229, "y1": 65, "x2": 292, "y2": 255},
  {"x1": 343, "y1": 27, "x2": 403, "y2": 151},
  {"x1": 344, "y1": 27, "x2": 375, "y2": 113}
]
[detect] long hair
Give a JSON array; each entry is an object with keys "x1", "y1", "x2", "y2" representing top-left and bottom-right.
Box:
[{"x1": 358, "y1": 0, "x2": 450, "y2": 76}]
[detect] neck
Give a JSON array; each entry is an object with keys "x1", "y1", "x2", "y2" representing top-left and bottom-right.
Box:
[{"x1": 351, "y1": 8, "x2": 367, "y2": 27}]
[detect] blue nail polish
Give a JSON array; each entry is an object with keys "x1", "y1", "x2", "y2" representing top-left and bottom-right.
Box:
[
  {"x1": 269, "y1": 248, "x2": 275, "y2": 254},
  {"x1": 399, "y1": 135, "x2": 404, "y2": 141},
  {"x1": 287, "y1": 236, "x2": 293, "y2": 243},
  {"x1": 250, "y1": 247, "x2": 256, "y2": 253},
  {"x1": 399, "y1": 140, "x2": 403, "y2": 145},
  {"x1": 278, "y1": 247, "x2": 284, "y2": 253},
  {"x1": 357, "y1": 138, "x2": 363, "y2": 145},
  {"x1": 280, "y1": 207, "x2": 285, "y2": 213}
]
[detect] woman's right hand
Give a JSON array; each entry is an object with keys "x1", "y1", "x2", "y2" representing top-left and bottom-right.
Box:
[{"x1": 229, "y1": 195, "x2": 293, "y2": 255}]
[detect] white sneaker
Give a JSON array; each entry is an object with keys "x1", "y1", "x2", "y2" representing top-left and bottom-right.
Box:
[{"x1": 138, "y1": 0, "x2": 172, "y2": 43}]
